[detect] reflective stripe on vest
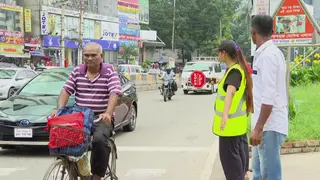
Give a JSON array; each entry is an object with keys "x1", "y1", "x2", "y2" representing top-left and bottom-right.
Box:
[{"x1": 212, "y1": 64, "x2": 247, "y2": 137}]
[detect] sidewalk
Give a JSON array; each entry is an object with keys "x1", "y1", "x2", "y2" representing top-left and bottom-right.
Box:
[{"x1": 210, "y1": 152, "x2": 320, "y2": 180}]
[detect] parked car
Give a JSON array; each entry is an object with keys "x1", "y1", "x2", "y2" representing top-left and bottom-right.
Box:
[
  {"x1": 0, "y1": 62, "x2": 18, "y2": 68},
  {"x1": 34, "y1": 66, "x2": 61, "y2": 74},
  {"x1": 0, "y1": 68, "x2": 37, "y2": 100},
  {"x1": 0, "y1": 67, "x2": 138, "y2": 148}
]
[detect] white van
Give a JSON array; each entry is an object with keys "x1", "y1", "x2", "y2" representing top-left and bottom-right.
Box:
[
  {"x1": 180, "y1": 60, "x2": 224, "y2": 94},
  {"x1": 117, "y1": 64, "x2": 146, "y2": 75}
]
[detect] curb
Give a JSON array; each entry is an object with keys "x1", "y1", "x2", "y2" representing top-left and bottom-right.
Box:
[{"x1": 248, "y1": 140, "x2": 320, "y2": 157}]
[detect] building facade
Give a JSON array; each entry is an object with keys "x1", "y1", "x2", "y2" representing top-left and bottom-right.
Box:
[
  {"x1": 16, "y1": 0, "x2": 119, "y2": 66},
  {"x1": 0, "y1": 0, "x2": 29, "y2": 60}
]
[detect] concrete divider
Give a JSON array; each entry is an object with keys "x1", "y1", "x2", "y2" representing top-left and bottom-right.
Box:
[{"x1": 122, "y1": 74, "x2": 180, "y2": 92}]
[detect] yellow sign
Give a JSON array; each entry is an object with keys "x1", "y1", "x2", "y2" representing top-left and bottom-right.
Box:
[
  {"x1": 0, "y1": 43, "x2": 24, "y2": 55},
  {"x1": 48, "y1": 15, "x2": 57, "y2": 35},
  {"x1": 0, "y1": 3, "x2": 23, "y2": 12},
  {"x1": 118, "y1": 6, "x2": 139, "y2": 13},
  {"x1": 24, "y1": 8, "x2": 31, "y2": 32},
  {"x1": 94, "y1": 21, "x2": 101, "y2": 39}
]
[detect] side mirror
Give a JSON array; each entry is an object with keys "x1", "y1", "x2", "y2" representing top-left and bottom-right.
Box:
[{"x1": 16, "y1": 77, "x2": 24, "y2": 81}]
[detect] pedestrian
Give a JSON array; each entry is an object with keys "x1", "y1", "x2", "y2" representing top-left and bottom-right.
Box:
[
  {"x1": 250, "y1": 14, "x2": 288, "y2": 180},
  {"x1": 50, "y1": 42, "x2": 122, "y2": 180},
  {"x1": 212, "y1": 40, "x2": 254, "y2": 180}
]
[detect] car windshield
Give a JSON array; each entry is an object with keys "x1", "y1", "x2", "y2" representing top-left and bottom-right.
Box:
[
  {"x1": 18, "y1": 71, "x2": 70, "y2": 96},
  {"x1": 0, "y1": 69, "x2": 16, "y2": 79},
  {"x1": 183, "y1": 63, "x2": 211, "y2": 72}
]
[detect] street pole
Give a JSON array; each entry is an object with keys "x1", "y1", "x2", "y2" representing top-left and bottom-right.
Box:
[
  {"x1": 60, "y1": 4, "x2": 65, "y2": 67},
  {"x1": 171, "y1": 0, "x2": 176, "y2": 52},
  {"x1": 286, "y1": 46, "x2": 291, "y2": 105},
  {"x1": 78, "y1": 0, "x2": 85, "y2": 65}
]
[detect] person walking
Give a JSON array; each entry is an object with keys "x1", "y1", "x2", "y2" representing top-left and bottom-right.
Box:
[
  {"x1": 250, "y1": 14, "x2": 288, "y2": 180},
  {"x1": 212, "y1": 40, "x2": 254, "y2": 180}
]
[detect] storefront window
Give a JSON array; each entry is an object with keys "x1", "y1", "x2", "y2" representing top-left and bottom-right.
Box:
[
  {"x1": 84, "y1": 19, "x2": 94, "y2": 39},
  {"x1": 0, "y1": 9, "x2": 21, "y2": 31}
]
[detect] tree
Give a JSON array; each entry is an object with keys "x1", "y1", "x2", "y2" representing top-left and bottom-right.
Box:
[{"x1": 119, "y1": 44, "x2": 139, "y2": 64}]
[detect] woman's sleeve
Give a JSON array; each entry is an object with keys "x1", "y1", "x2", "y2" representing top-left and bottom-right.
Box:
[{"x1": 223, "y1": 69, "x2": 242, "y2": 92}]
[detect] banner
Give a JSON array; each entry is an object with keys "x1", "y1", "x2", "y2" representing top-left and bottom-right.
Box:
[
  {"x1": 43, "y1": 36, "x2": 120, "y2": 51},
  {"x1": 0, "y1": 43, "x2": 24, "y2": 55},
  {"x1": 119, "y1": 24, "x2": 140, "y2": 36},
  {"x1": 0, "y1": 30, "x2": 24, "y2": 45},
  {"x1": 24, "y1": 8, "x2": 32, "y2": 32},
  {"x1": 0, "y1": 3, "x2": 23, "y2": 12},
  {"x1": 94, "y1": 21, "x2": 101, "y2": 39},
  {"x1": 100, "y1": 22, "x2": 119, "y2": 41},
  {"x1": 40, "y1": 11, "x2": 49, "y2": 35},
  {"x1": 119, "y1": 0, "x2": 138, "y2": 5},
  {"x1": 118, "y1": 1, "x2": 139, "y2": 24},
  {"x1": 139, "y1": 0, "x2": 149, "y2": 24},
  {"x1": 272, "y1": 0, "x2": 315, "y2": 44},
  {"x1": 120, "y1": 35, "x2": 140, "y2": 40}
]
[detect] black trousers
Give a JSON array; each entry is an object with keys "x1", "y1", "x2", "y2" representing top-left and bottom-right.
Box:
[
  {"x1": 242, "y1": 133, "x2": 249, "y2": 172},
  {"x1": 219, "y1": 134, "x2": 247, "y2": 180},
  {"x1": 91, "y1": 119, "x2": 114, "y2": 177}
]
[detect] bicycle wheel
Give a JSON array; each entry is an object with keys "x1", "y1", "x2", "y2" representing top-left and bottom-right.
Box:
[
  {"x1": 43, "y1": 158, "x2": 77, "y2": 180},
  {"x1": 103, "y1": 139, "x2": 118, "y2": 180}
]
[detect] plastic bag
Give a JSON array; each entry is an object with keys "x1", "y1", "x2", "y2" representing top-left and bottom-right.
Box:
[{"x1": 77, "y1": 152, "x2": 91, "y2": 177}]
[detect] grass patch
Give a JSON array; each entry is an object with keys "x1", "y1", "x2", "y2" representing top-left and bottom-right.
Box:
[
  {"x1": 246, "y1": 84, "x2": 320, "y2": 142},
  {"x1": 287, "y1": 83, "x2": 320, "y2": 141}
]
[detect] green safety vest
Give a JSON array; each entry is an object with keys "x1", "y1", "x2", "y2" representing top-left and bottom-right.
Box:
[{"x1": 212, "y1": 64, "x2": 247, "y2": 137}]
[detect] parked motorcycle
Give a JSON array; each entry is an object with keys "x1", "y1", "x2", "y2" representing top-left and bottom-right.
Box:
[{"x1": 158, "y1": 80, "x2": 174, "y2": 102}]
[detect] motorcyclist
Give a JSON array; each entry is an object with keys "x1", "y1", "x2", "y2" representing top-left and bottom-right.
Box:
[{"x1": 160, "y1": 67, "x2": 177, "y2": 95}]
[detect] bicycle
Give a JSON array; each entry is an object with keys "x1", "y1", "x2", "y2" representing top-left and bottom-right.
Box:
[{"x1": 43, "y1": 118, "x2": 118, "y2": 180}]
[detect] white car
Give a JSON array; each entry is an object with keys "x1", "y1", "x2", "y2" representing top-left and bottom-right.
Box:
[
  {"x1": 0, "y1": 68, "x2": 37, "y2": 99},
  {"x1": 180, "y1": 61, "x2": 224, "y2": 94}
]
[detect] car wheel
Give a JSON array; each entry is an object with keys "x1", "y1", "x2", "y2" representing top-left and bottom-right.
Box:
[
  {"x1": 7, "y1": 87, "x2": 15, "y2": 98},
  {"x1": 123, "y1": 105, "x2": 137, "y2": 132},
  {"x1": 183, "y1": 90, "x2": 188, "y2": 95}
]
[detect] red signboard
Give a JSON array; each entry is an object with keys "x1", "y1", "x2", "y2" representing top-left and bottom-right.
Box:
[
  {"x1": 190, "y1": 71, "x2": 206, "y2": 89},
  {"x1": 0, "y1": 30, "x2": 24, "y2": 45},
  {"x1": 272, "y1": 0, "x2": 315, "y2": 44}
]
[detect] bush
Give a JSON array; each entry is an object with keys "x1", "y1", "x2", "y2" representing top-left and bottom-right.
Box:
[{"x1": 291, "y1": 59, "x2": 320, "y2": 87}]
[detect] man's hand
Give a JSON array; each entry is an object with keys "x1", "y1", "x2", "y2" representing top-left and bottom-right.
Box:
[
  {"x1": 220, "y1": 114, "x2": 228, "y2": 131},
  {"x1": 49, "y1": 109, "x2": 58, "y2": 118},
  {"x1": 99, "y1": 113, "x2": 112, "y2": 124},
  {"x1": 250, "y1": 128, "x2": 263, "y2": 146}
]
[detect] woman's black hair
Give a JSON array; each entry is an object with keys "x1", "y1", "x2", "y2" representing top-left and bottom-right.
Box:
[{"x1": 218, "y1": 40, "x2": 254, "y2": 114}]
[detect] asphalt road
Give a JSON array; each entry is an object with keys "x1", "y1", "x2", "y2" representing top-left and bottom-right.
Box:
[{"x1": 0, "y1": 90, "x2": 220, "y2": 180}]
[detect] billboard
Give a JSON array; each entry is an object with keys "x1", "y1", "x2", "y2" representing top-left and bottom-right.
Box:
[
  {"x1": 118, "y1": 1, "x2": 139, "y2": 24},
  {"x1": 24, "y1": 8, "x2": 32, "y2": 32},
  {"x1": 272, "y1": 0, "x2": 316, "y2": 44},
  {"x1": 139, "y1": 0, "x2": 149, "y2": 24},
  {"x1": 101, "y1": 22, "x2": 119, "y2": 41}
]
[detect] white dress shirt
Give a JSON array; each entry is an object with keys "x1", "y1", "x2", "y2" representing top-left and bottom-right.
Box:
[{"x1": 252, "y1": 40, "x2": 288, "y2": 135}]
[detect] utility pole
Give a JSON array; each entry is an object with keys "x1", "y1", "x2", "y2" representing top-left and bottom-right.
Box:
[
  {"x1": 171, "y1": 0, "x2": 176, "y2": 52},
  {"x1": 78, "y1": 0, "x2": 85, "y2": 65},
  {"x1": 60, "y1": 4, "x2": 65, "y2": 67}
]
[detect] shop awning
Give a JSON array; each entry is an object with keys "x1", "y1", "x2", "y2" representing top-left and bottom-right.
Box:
[{"x1": 143, "y1": 40, "x2": 166, "y2": 47}]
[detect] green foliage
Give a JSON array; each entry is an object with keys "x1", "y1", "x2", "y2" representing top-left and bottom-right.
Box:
[
  {"x1": 290, "y1": 62, "x2": 320, "y2": 86},
  {"x1": 140, "y1": 60, "x2": 152, "y2": 69},
  {"x1": 288, "y1": 95, "x2": 297, "y2": 120},
  {"x1": 149, "y1": 0, "x2": 241, "y2": 61},
  {"x1": 119, "y1": 44, "x2": 139, "y2": 64}
]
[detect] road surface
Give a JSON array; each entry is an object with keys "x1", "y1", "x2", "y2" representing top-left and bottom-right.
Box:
[{"x1": 0, "y1": 90, "x2": 219, "y2": 180}]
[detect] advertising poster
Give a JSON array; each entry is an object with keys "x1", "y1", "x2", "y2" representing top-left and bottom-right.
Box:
[
  {"x1": 0, "y1": 43, "x2": 24, "y2": 55},
  {"x1": 271, "y1": 0, "x2": 315, "y2": 44},
  {"x1": 100, "y1": 22, "x2": 119, "y2": 41},
  {"x1": 0, "y1": 30, "x2": 24, "y2": 44},
  {"x1": 118, "y1": 1, "x2": 139, "y2": 24},
  {"x1": 40, "y1": 11, "x2": 49, "y2": 35},
  {"x1": 139, "y1": 0, "x2": 149, "y2": 24},
  {"x1": 24, "y1": 8, "x2": 32, "y2": 32},
  {"x1": 94, "y1": 21, "x2": 101, "y2": 40}
]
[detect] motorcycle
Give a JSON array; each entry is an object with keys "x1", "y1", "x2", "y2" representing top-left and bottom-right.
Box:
[{"x1": 158, "y1": 80, "x2": 174, "y2": 102}]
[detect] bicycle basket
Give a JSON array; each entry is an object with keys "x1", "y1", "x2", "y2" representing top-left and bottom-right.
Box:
[{"x1": 49, "y1": 124, "x2": 90, "y2": 157}]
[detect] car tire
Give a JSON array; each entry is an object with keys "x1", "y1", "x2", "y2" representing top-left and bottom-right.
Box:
[
  {"x1": 7, "y1": 87, "x2": 15, "y2": 98},
  {"x1": 183, "y1": 90, "x2": 188, "y2": 95},
  {"x1": 123, "y1": 105, "x2": 137, "y2": 132}
]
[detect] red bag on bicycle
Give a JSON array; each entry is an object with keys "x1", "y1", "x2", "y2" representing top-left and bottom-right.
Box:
[{"x1": 46, "y1": 112, "x2": 85, "y2": 148}]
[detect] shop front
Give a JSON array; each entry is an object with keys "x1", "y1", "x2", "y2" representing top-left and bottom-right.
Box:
[{"x1": 42, "y1": 36, "x2": 120, "y2": 66}]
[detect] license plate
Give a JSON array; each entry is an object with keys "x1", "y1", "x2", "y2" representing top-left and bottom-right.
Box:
[{"x1": 14, "y1": 128, "x2": 33, "y2": 138}]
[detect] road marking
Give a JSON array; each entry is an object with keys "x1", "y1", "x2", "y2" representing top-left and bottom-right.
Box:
[
  {"x1": 117, "y1": 146, "x2": 212, "y2": 152},
  {"x1": 200, "y1": 138, "x2": 219, "y2": 180},
  {"x1": 0, "y1": 168, "x2": 27, "y2": 176},
  {"x1": 125, "y1": 169, "x2": 167, "y2": 179}
]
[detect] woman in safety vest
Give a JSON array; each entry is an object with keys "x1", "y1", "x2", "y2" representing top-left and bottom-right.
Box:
[{"x1": 213, "y1": 40, "x2": 253, "y2": 180}]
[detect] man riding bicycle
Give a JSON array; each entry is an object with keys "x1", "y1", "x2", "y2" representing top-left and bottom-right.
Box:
[{"x1": 50, "y1": 42, "x2": 122, "y2": 180}]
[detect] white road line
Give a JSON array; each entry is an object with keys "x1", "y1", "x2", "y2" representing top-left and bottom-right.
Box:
[
  {"x1": 117, "y1": 146, "x2": 212, "y2": 152},
  {"x1": 200, "y1": 138, "x2": 219, "y2": 180},
  {"x1": 0, "y1": 168, "x2": 27, "y2": 176}
]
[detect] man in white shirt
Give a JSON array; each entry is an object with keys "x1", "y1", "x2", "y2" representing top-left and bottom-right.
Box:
[{"x1": 250, "y1": 14, "x2": 288, "y2": 180}]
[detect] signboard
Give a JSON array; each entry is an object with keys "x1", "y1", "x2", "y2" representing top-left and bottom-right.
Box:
[
  {"x1": 43, "y1": 36, "x2": 120, "y2": 51},
  {"x1": 40, "y1": 11, "x2": 49, "y2": 35},
  {"x1": 190, "y1": 71, "x2": 206, "y2": 89},
  {"x1": 0, "y1": 43, "x2": 24, "y2": 55},
  {"x1": 100, "y1": 22, "x2": 119, "y2": 41},
  {"x1": 118, "y1": 1, "x2": 139, "y2": 24},
  {"x1": 0, "y1": 30, "x2": 24, "y2": 44},
  {"x1": 120, "y1": 35, "x2": 140, "y2": 40},
  {"x1": 119, "y1": 0, "x2": 139, "y2": 5},
  {"x1": 272, "y1": 0, "x2": 315, "y2": 44},
  {"x1": 119, "y1": 24, "x2": 140, "y2": 36},
  {"x1": 24, "y1": 8, "x2": 31, "y2": 32},
  {"x1": 255, "y1": 0, "x2": 270, "y2": 15},
  {"x1": 24, "y1": 37, "x2": 41, "y2": 47},
  {"x1": 139, "y1": 0, "x2": 149, "y2": 24}
]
